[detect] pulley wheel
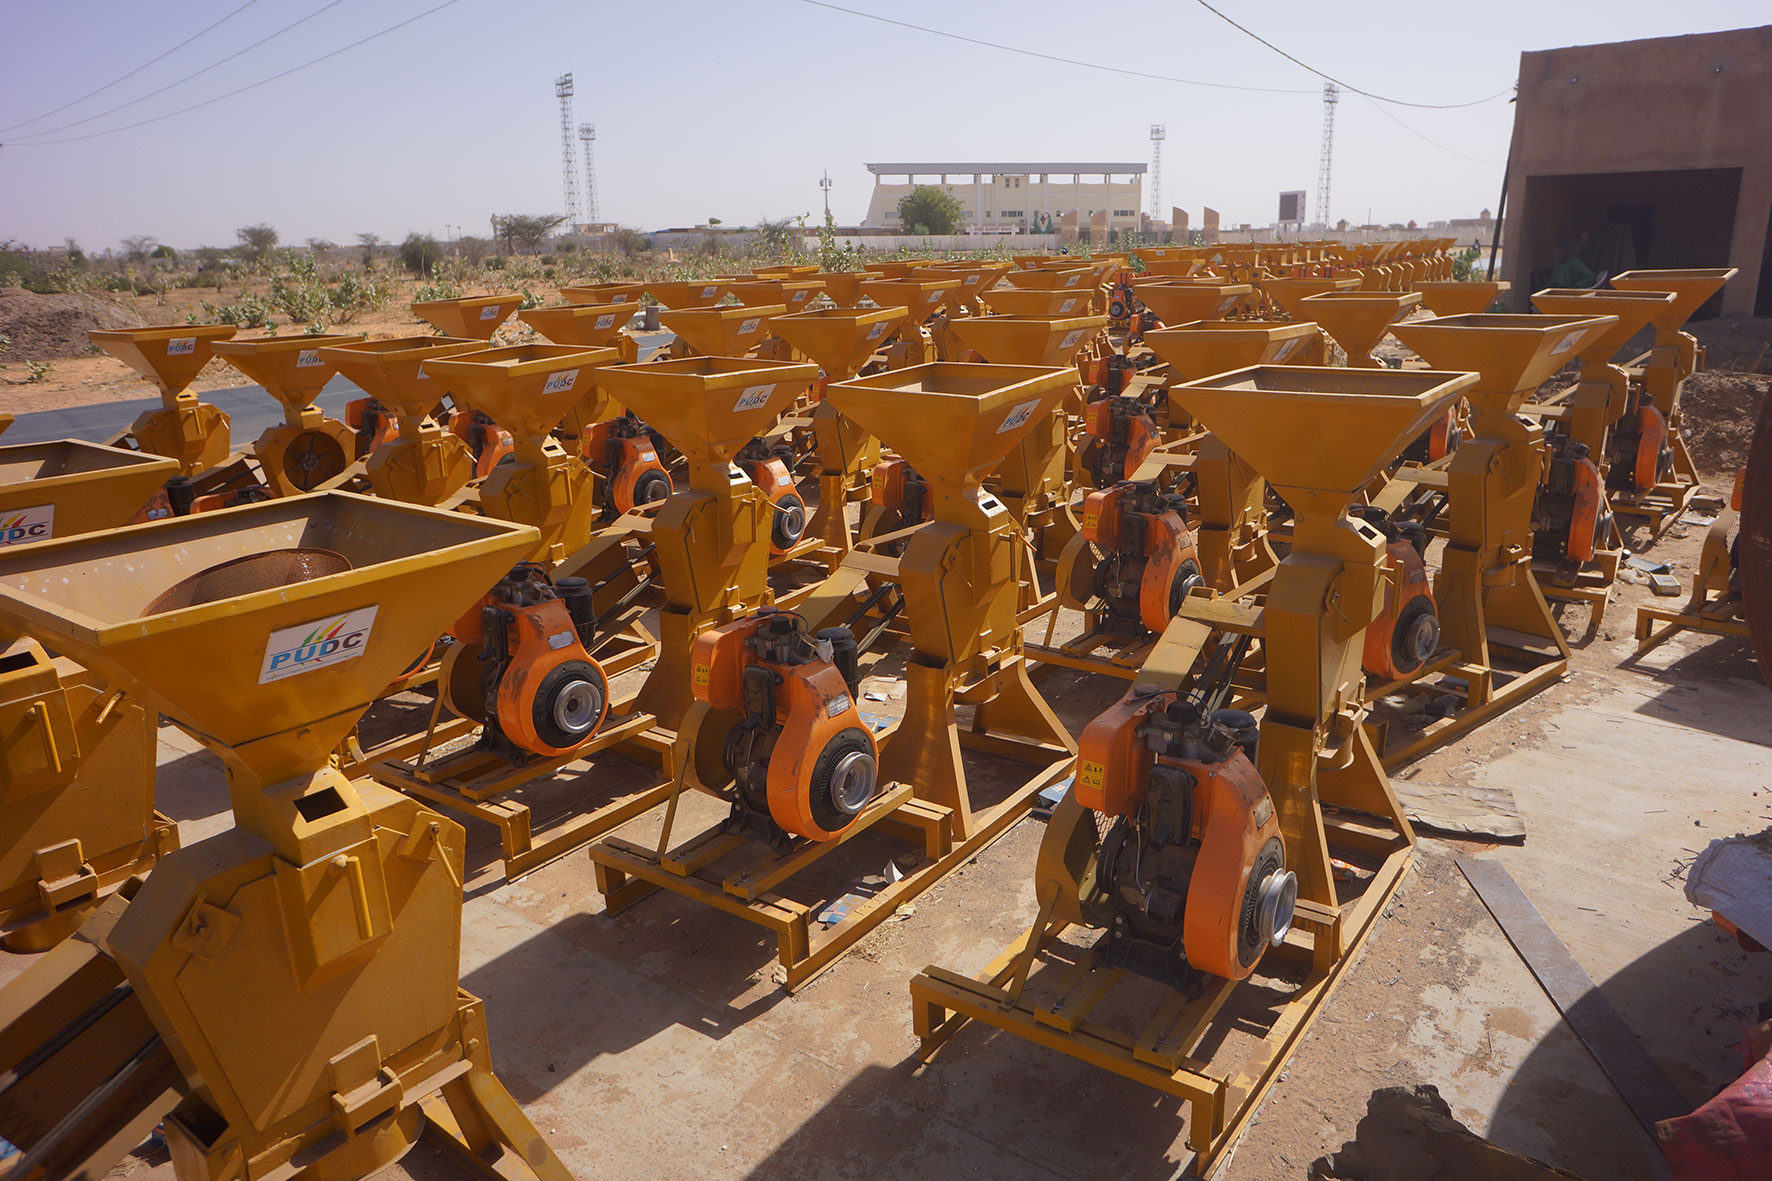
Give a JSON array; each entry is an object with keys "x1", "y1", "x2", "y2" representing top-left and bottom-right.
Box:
[
  {"x1": 633, "y1": 468, "x2": 671, "y2": 506},
  {"x1": 531, "y1": 660, "x2": 606, "y2": 750},
  {"x1": 1167, "y1": 558, "x2": 1206, "y2": 616},
  {"x1": 806, "y1": 727, "x2": 876, "y2": 835},
  {"x1": 772, "y1": 492, "x2": 808, "y2": 550},
  {"x1": 1235, "y1": 837, "x2": 1290, "y2": 971},
  {"x1": 1391, "y1": 597, "x2": 1440, "y2": 675}
]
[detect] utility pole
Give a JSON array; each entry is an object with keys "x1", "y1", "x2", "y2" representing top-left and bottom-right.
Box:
[
  {"x1": 819, "y1": 170, "x2": 833, "y2": 219},
  {"x1": 1149, "y1": 124, "x2": 1166, "y2": 217},
  {"x1": 579, "y1": 122, "x2": 599, "y2": 224}
]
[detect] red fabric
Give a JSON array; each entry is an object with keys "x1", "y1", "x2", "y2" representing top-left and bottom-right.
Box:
[{"x1": 1660, "y1": 1053, "x2": 1772, "y2": 1179}]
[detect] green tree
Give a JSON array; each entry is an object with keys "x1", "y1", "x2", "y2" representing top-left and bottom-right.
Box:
[
  {"x1": 236, "y1": 223, "x2": 279, "y2": 261},
  {"x1": 399, "y1": 233, "x2": 444, "y2": 275},
  {"x1": 897, "y1": 185, "x2": 963, "y2": 235},
  {"x1": 492, "y1": 213, "x2": 568, "y2": 255}
]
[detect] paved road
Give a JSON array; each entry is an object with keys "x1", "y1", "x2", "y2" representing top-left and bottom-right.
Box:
[{"x1": 4, "y1": 332, "x2": 676, "y2": 448}]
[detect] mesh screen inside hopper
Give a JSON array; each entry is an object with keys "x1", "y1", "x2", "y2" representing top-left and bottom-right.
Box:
[{"x1": 142, "y1": 548, "x2": 351, "y2": 615}]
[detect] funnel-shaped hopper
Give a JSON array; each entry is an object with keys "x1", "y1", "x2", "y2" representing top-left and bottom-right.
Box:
[
  {"x1": 870, "y1": 261, "x2": 937, "y2": 279},
  {"x1": 1390, "y1": 313, "x2": 1617, "y2": 397},
  {"x1": 814, "y1": 272, "x2": 881, "y2": 308},
  {"x1": 0, "y1": 493, "x2": 537, "y2": 784},
  {"x1": 925, "y1": 262, "x2": 1013, "y2": 306},
  {"x1": 768, "y1": 307, "x2": 908, "y2": 378},
  {"x1": 825, "y1": 363, "x2": 1075, "y2": 501},
  {"x1": 211, "y1": 335, "x2": 363, "y2": 412},
  {"x1": 979, "y1": 288, "x2": 1095, "y2": 318},
  {"x1": 754, "y1": 265, "x2": 820, "y2": 278},
  {"x1": 859, "y1": 277, "x2": 959, "y2": 324},
  {"x1": 1609, "y1": 268, "x2": 1738, "y2": 329},
  {"x1": 593, "y1": 356, "x2": 817, "y2": 470},
  {"x1": 645, "y1": 280, "x2": 728, "y2": 309},
  {"x1": 1414, "y1": 280, "x2": 1509, "y2": 317},
  {"x1": 559, "y1": 282, "x2": 645, "y2": 305},
  {"x1": 410, "y1": 295, "x2": 523, "y2": 341},
  {"x1": 1527, "y1": 290, "x2": 1675, "y2": 359},
  {"x1": 0, "y1": 441, "x2": 179, "y2": 543},
  {"x1": 1144, "y1": 320, "x2": 1320, "y2": 382},
  {"x1": 1171, "y1": 367, "x2": 1477, "y2": 517},
  {"x1": 1003, "y1": 267, "x2": 1095, "y2": 291},
  {"x1": 1135, "y1": 282, "x2": 1252, "y2": 326},
  {"x1": 1260, "y1": 276, "x2": 1360, "y2": 321},
  {"x1": 657, "y1": 304, "x2": 786, "y2": 357},
  {"x1": 87, "y1": 325, "x2": 238, "y2": 396},
  {"x1": 1298, "y1": 290, "x2": 1421, "y2": 361},
  {"x1": 420, "y1": 344, "x2": 619, "y2": 442},
  {"x1": 1138, "y1": 260, "x2": 1205, "y2": 279},
  {"x1": 0, "y1": 415, "x2": 11, "y2": 438},
  {"x1": 724, "y1": 279, "x2": 824, "y2": 312},
  {"x1": 946, "y1": 315, "x2": 1108, "y2": 367},
  {"x1": 519, "y1": 302, "x2": 637, "y2": 348},
  {"x1": 318, "y1": 336, "x2": 483, "y2": 419}
]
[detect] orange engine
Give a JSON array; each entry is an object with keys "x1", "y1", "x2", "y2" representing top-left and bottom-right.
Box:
[
  {"x1": 130, "y1": 476, "x2": 272, "y2": 524},
  {"x1": 1074, "y1": 684, "x2": 1295, "y2": 986},
  {"x1": 584, "y1": 412, "x2": 672, "y2": 514},
  {"x1": 1533, "y1": 433, "x2": 1610, "y2": 569},
  {"x1": 869, "y1": 457, "x2": 932, "y2": 526},
  {"x1": 1607, "y1": 392, "x2": 1672, "y2": 494},
  {"x1": 441, "y1": 563, "x2": 609, "y2": 762},
  {"x1": 692, "y1": 610, "x2": 876, "y2": 844},
  {"x1": 1353, "y1": 508, "x2": 1440, "y2": 680},
  {"x1": 736, "y1": 440, "x2": 808, "y2": 555},
  {"x1": 450, "y1": 408, "x2": 514, "y2": 479},
  {"x1": 345, "y1": 396, "x2": 399, "y2": 459},
  {"x1": 1078, "y1": 481, "x2": 1204, "y2": 635},
  {"x1": 1399, "y1": 405, "x2": 1462, "y2": 465},
  {"x1": 1079, "y1": 396, "x2": 1159, "y2": 488}
]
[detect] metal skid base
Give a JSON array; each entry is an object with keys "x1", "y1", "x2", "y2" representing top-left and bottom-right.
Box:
[
  {"x1": 589, "y1": 753, "x2": 1074, "y2": 991},
  {"x1": 910, "y1": 835, "x2": 1412, "y2": 1177}
]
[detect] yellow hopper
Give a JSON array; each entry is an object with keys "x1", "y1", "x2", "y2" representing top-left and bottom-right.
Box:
[
  {"x1": 521, "y1": 301, "x2": 637, "y2": 349},
  {"x1": 1144, "y1": 320, "x2": 1321, "y2": 383},
  {"x1": 946, "y1": 314, "x2": 1108, "y2": 368},
  {"x1": 559, "y1": 281, "x2": 645, "y2": 305},
  {"x1": 979, "y1": 288, "x2": 1096, "y2": 318},
  {"x1": 658, "y1": 304, "x2": 787, "y2": 357},
  {"x1": 1414, "y1": 280, "x2": 1510, "y2": 317},
  {"x1": 1259, "y1": 276, "x2": 1360, "y2": 321},
  {"x1": 769, "y1": 306, "x2": 910, "y2": 379},
  {"x1": 1527, "y1": 289, "x2": 1674, "y2": 362},
  {"x1": 1135, "y1": 281, "x2": 1252, "y2": 326},
  {"x1": 1003, "y1": 267, "x2": 1095, "y2": 291},
  {"x1": 644, "y1": 279, "x2": 728, "y2": 309},
  {"x1": 0, "y1": 441, "x2": 178, "y2": 544},
  {"x1": 1390, "y1": 313, "x2": 1618, "y2": 411},
  {"x1": 1609, "y1": 268, "x2": 1738, "y2": 332},
  {"x1": 1298, "y1": 290, "x2": 1422, "y2": 366},
  {"x1": 724, "y1": 278, "x2": 824, "y2": 313},
  {"x1": 409, "y1": 294, "x2": 522, "y2": 340},
  {"x1": 815, "y1": 271, "x2": 883, "y2": 308},
  {"x1": 859, "y1": 277, "x2": 961, "y2": 325}
]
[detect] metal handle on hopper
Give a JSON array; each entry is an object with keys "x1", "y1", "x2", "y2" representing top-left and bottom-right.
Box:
[{"x1": 30, "y1": 702, "x2": 63, "y2": 774}]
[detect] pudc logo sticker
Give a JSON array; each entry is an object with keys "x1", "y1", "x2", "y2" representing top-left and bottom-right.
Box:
[
  {"x1": 734, "y1": 384, "x2": 775, "y2": 412},
  {"x1": 259, "y1": 605, "x2": 378, "y2": 683},
  {"x1": 0, "y1": 505, "x2": 54, "y2": 547},
  {"x1": 542, "y1": 369, "x2": 580, "y2": 395},
  {"x1": 166, "y1": 337, "x2": 197, "y2": 356},
  {"x1": 996, "y1": 398, "x2": 1041, "y2": 434},
  {"x1": 479, "y1": 305, "x2": 500, "y2": 320},
  {"x1": 296, "y1": 349, "x2": 322, "y2": 367},
  {"x1": 594, "y1": 313, "x2": 617, "y2": 330},
  {"x1": 738, "y1": 318, "x2": 761, "y2": 336}
]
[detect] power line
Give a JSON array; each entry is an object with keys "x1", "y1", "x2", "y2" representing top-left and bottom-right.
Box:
[
  {"x1": 1356, "y1": 93, "x2": 1505, "y2": 165},
  {"x1": 796, "y1": 0, "x2": 1316, "y2": 95},
  {"x1": 6, "y1": 0, "x2": 355, "y2": 144},
  {"x1": 0, "y1": 0, "x2": 267, "y2": 136},
  {"x1": 1193, "y1": 0, "x2": 1512, "y2": 109},
  {"x1": 3, "y1": 0, "x2": 468, "y2": 148}
]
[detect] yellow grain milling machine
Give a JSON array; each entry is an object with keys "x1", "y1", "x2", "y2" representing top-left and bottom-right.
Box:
[
  {"x1": 89, "y1": 325, "x2": 239, "y2": 478},
  {"x1": 856, "y1": 275, "x2": 960, "y2": 367},
  {"x1": 0, "y1": 440, "x2": 182, "y2": 949},
  {"x1": 319, "y1": 335, "x2": 486, "y2": 508},
  {"x1": 1376, "y1": 313, "x2": 1616, "y2": 765},
  {"x1": 210, "y1": 335, "x2": 367, "y2": 498},
  {"x1": 1523, "y1": 288, "x2": 1678, "y2": 623},
  {"x1": 1605, "y1": 268, "x2": 1738, "y2": 532},
  {"x1": 587, "y1": 362, "x2": 1079, "y2": 988},
  {"x1": 1297, "y1": 289, "x2": 1421, "y2": 368},
  {"x1": 409, "y1": 294, "x2": 523, "y2": 341},
  {"x1": 0, "y1": 493, "x2": 568, "y2": 1181},
  {"x1": 365, "y1": 344, "x2": 666, "y2": 879},
  {"x1": 910, "y1": 364, "x2": 1476, "y2": 1174}
]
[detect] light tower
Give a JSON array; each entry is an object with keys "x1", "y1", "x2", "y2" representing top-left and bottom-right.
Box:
[
  {"x1": 819, "y1": 170, "x2": 833, "y2": 219},
  {"x1": 556, "y1": 73, "x2": 580, "y2": 229},
  {"x1": 579, "y1": 122, "x2": 599, "y2": 223},
  {"x1": 1149, "y1": 124, "x2": 1166, "y2": 217},
  {"x1": 1315, "y1": 83, "x2": 1338, "y2": 228}
]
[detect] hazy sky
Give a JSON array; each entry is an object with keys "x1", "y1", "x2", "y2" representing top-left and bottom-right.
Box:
[{"x1": 0, "y1": 1, "x2": 1764, "y2": 251}]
